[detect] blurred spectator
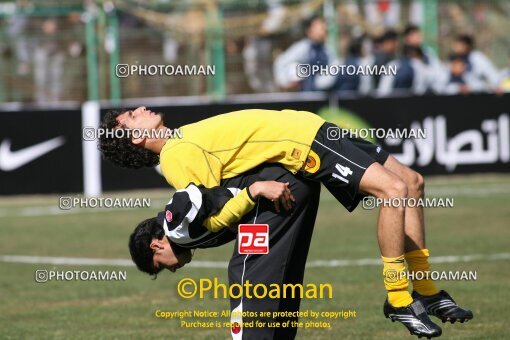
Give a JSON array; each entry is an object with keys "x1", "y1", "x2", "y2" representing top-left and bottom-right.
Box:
[
  {"x1": 243, "y1": 37, "x2": 277, "y2": 92},
  {"x1": 243, "y1": 0, "x2": 281, "y2": 93},
  {"x1": 364, "y1": 0, "x2": 401, "y2": 27},
  {"x1": 333, "y1": 39, "x2": 366, "y2": 93},
  {"x1": 315, "y1": 38, "x2": 372, "y2": 95},
  {"x1": 33, "y1": 18, "x2": 64, "y2": 103},
  {"x1": 436, "y1": 54, "x2": 488, "y2": 95},
  {"x1": 452, "y1": 34, "x2": 501, "y2": 91},
  {"x1": 371, "y1": 29, "x2": 398, "y2": 87},
  {"x1": 163, "y1": 32, "x2": 179, "y2": 63},
  {"x1": 403, "y1": 25, "x2": 435, "y2": 63},
  {"x1": 499, "y1": 56, "x2": 510, "y2": 92},
  {"x1": 259, "y1": 0, "x2": 285, "y2": 35},
  {"x1": 273, "y1": 16, "x2": 334, "y2": 91},
  {"x1": 7, "y1": 14, "x2": 31, "y2": 76},
  {"x1": 377, "y1": 44, "x2": 428, "y2": 96},
  {"x1": 403, "y1": 24, "x2": 442, "y2": 92}
]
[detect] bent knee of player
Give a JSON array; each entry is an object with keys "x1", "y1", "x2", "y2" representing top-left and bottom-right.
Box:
[
  {"x1": 360, "y1": 163, "x2": 408, "y2": 199},
  {"x1": 380, "y1": 178, "x2": 408, "y2": 200},
  {"x1": 405, "y1": 170, "x2": 424, "y2": 198}
]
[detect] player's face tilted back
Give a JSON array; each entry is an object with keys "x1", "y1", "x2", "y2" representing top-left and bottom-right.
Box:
[
  {"x1": 98, "y1": 106, "x2": 164, "y2": 169},
  {"x1": 115, "y1": 106, "x2": 163, "y2": 133}
]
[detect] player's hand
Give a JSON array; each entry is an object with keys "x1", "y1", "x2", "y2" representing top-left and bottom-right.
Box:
[{"x1": 249, "y1": 181, "x2": 295, "y2": 213}]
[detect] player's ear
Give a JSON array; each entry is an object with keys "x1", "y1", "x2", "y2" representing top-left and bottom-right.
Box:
[
  {"x1": 149, "y1": 238, "x2": 164, "y2": 250},
  {"x1": 131, "y1": 135, "x2": 146, "y2": 146}
]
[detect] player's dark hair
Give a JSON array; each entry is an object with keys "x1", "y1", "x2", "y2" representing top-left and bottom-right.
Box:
[
  {"x1": 98, "y1": 110, "x2": 160, "y2": 169},
  {"x1": 129, "y1": 217, "x2": 165, "y2": 276},
  {"x1": 455, "y1": 34, "x2": 475, "y2": 49}
]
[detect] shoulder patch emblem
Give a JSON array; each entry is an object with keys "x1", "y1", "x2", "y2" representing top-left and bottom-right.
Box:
[
  {"x1": 303, "y1": 149, "x2": 321, "y2": 174},
  {"x1": 165, "y1": 210, "x2": 173, "y2": 223}
]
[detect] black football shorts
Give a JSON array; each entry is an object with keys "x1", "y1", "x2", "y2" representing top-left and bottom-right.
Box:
[{"x1": 299, "y1": 122, "x2": 390, "y2": 212}]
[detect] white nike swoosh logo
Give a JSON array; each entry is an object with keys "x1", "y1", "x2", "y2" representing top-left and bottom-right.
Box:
[{"x1": 0, "y1": 137, "x2": 66, "y2": 171}]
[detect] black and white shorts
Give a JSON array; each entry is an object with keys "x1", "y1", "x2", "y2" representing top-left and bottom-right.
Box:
[{"x1": 300, "y1": 122, "x2": 390, "y2": 212}]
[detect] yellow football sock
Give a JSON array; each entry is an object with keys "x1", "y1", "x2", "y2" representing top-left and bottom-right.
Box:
[
  {"x1": 405, "y1": 248, "x2": 439, "y2": 296},
  {"x1": 382, "y1": 255, "x2": 413, "y2": 307}
]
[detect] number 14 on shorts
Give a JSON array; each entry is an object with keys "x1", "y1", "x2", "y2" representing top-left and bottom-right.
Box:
[
  {"x1": 332, "y1": 163, "x2": 353, "y2": 183},
  {"x1": 238, "y1": 224, "x2": 269, "y2": 254}
]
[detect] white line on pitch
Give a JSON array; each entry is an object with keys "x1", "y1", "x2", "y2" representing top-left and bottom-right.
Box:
[
  {"x1": 306, "y1": 253, "x2": 510, "y2": 267},
  {"x1": 1, "y1": 253, "x2": 509, "y2": 269},
  {"x1": 2, "y1": 184, "x2": 509, "y2": 218},
  {"x1": 0, "y1": 200, "x2": 168, "y2": 218}
]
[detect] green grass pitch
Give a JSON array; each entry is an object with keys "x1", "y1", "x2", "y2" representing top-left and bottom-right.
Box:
[{"x1": 0, "y1": 174, "x2": 509, "y2": 339}]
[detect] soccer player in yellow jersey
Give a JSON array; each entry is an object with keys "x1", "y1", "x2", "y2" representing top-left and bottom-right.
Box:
[{"x1": 99, "y1": 106, "x2": 472, "y2": 338}]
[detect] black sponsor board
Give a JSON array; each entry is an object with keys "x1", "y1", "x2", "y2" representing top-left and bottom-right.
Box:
[
  {"x1": 0, "y1": 109, "x2": 83, "y2": 195},
  {"x1": 103, "y1": 94, "x2": 508, "y2": 182},
  {"x1": 1, "y1": 94, "x2": 508, "y2": 194},
  {"x1": 334, "y1": 94, "x2": 510, "y2": 175}
]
